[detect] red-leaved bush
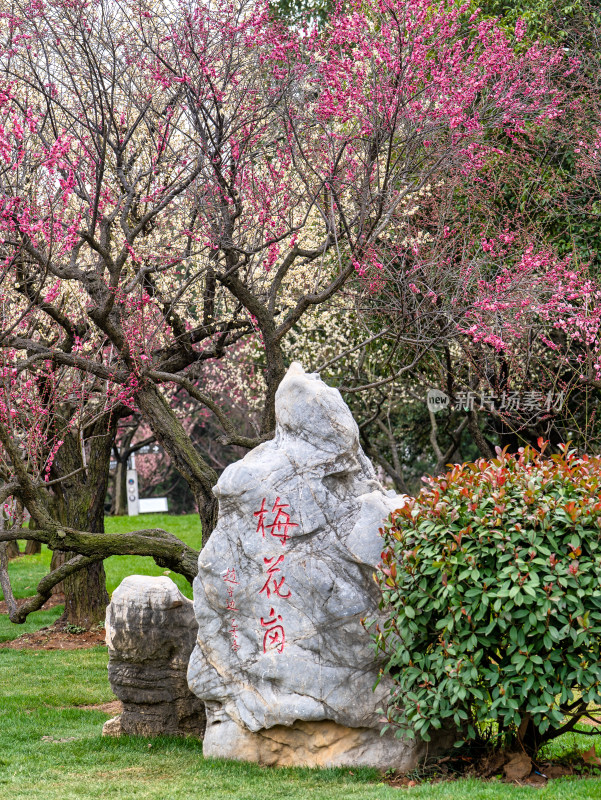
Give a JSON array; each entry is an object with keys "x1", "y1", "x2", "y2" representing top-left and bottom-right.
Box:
[{"x1": 372, "y1": 441, "x2": 601, "y2": 754}]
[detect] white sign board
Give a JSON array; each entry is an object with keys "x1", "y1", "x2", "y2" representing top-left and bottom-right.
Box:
[{"x1": 139, "y1": 497, "x2": 169, "y2": 513}]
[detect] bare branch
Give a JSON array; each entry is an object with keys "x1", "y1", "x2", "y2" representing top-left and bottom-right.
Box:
[
  {"x1": 7, "y1": 554, "x2": 100, "y2": 624},
  {"x1": 148, "y1": 370, "x2": 271, "y2": 448},
  {"x1": 0, "y1": 526, "x2": 199, "y2": 584}
]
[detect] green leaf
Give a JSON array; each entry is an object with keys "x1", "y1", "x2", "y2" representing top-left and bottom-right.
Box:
[{"x1": 371, "y1": 452, "x2": 601, "y2": 751}]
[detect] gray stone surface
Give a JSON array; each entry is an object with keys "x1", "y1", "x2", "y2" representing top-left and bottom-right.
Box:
[
  {"x1": 104, "y1": 575, "x2": 205, "y2": 738},
  {"x1": 188, "y1": 362, "x2": 444, "y2": 769}
]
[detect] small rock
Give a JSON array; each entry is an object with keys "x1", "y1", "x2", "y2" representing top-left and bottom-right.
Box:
[
  {"x1": 105, "y1": 576, "x2": 205, "y2": 738},
  {"x1": 480, "y1": 751, "x2": 507, "y2": 778},
  {"x1": 544, "y1": 764, "x2": 573, "y2": 779}
]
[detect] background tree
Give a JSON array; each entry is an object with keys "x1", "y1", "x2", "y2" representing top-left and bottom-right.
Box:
[
  {"x1": 0, "y1": 0, "x2": 564, "y2": 623},
  {"x1": 333, "y1": 2, "x2": 601, "y2": 485}
]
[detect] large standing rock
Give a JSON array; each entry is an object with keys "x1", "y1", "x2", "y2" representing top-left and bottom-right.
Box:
[
  {"x1": 188, "y1": 363, "x2": 449, "y2": 769},
  {"x1": 103, "y1": 575, "x2": 205, "y2": 738}
]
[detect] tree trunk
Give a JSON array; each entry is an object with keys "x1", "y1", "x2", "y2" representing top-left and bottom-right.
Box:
[
  {"x1": 51, "y1": 550, "x2": 108, "y2": 628},
  {"x1": 51, "y1": 549, "x2": 106, "y2": 628},
  {"x1": 4, "y1": 501, "x2": 23, "y2": 558},
  {"x1": 5, "y1": 540, "x2": 20, "y2": 559},
  {"x1": 25, "y1": 513, "x2": 41, "y2": 554},
  {"x1": 50, "y1": 549, "x2": 66, "y2": 596},
  {"x1": 467, "y1": 409, "x2": 495, "y2": 459},
  {"x1": 135, "y1": 382, "x2": 218, "y2": 545},
  {"x1": 113, "y1": 459, "x2": 128, "y2": 516},
  {"x1": 259, "y1": 335, "x2": 286, "y2": 436},
  {"x1": 111, "y1": 425, "x2": 136, "y2": 516},
  {"x1": 48, "y1": 417, "x2": 116, "y2": 628},
  {"x1": 61, "y1": 558, "x2": 108, "y2": 628},
  {"x1": 51, "y1": 549, "x2": 108, "y2": 626}
]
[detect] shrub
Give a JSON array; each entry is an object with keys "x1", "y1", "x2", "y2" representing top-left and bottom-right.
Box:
[{"x1": 372, "y1": 441, "x2": 601, "y2": 755}]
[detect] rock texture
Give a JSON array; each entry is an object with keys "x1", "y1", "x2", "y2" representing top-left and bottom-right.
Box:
[
  {"x1": 188, "y1": 362, "x2": 447, "y2": 769},
  {"x1": 103, "y1": 575, "x2": 205, "y2": 738},
  {"x1": 201, "y1": 711, "x2": 428, "y2": 769}
]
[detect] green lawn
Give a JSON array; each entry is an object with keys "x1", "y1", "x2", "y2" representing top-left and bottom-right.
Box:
[
  {"x1": 103, "y1": 513, "x2": 201, "y2": 598},
  {"x1": 1, "y1": 644, "x2": 601, "y2": 799},
  {"x1": 3, "y1": 516, "x2": 601, "y2": 798},
  {"x1": 0, "y1": 514, "x2": 201, "y2": 642},
  {"x1": 0, "y1": 547, "x2": 68, "y2": 641}
]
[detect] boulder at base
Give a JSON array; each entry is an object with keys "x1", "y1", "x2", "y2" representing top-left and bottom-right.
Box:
[
  {"x1": 104, "y1": 575, "x2": 205, "y2": 738},
  {"x1": 188, "y1": 362, "x2": 449, "y2": 769}
]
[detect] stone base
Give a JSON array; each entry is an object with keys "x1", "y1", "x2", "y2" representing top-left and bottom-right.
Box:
[
  {"x1": 102, "y1": 711, "x2": 202, "y2": 739},
  {"x1": 203, "y1": 712, "x2": 434, "y2": 770}
]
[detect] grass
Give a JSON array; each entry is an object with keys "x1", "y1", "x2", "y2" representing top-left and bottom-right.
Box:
[
  {"x1": 0, "y1": 546, "x2": 68, "y2": 641},
  {"x1": 3, "y1": 516, "x2": 601, "y2": 797},
  {"x1": 1, "y1": 643, "x2": 601, "y2": 800},
  {"x1": 0, "y1": 514, "x2": 201, "y2": 642},
  {"x1": 103, "y1": 513, "x2": 201, "y2": 598},
  {"x1": 2, "y1": 643, "x2": 601, "y2": 799}
]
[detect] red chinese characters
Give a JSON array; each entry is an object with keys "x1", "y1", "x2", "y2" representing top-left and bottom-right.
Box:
[
  {"x1": 259, "y1": 555, "x2": 291, "y2": 599},
  {"x1": 223, "y1": 567, "x2": 241, "y2": 652},
  {"x1": 260, "y1": 608, "x2": 285, "y2": 654},
  {"x1": 254, "y1": 496, "x2": 297, "y2": 654},
  {"x1": 254, "y1": 496, "x2": 298, "y2": 546}
]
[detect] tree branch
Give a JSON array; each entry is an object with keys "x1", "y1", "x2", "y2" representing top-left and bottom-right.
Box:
[
  {"x1": 148, "y1": 370, "x2": 271, "y2": 448},
  {"x1": 7, "y1": 554, "x2": 101, "y2": 624},
  {"x1": 0, "y1": 526, "x2": 199, "y2": 584}
]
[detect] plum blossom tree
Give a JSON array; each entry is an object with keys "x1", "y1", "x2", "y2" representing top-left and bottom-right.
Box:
[
  {"x1": 354, "y1": 186, "x2": 600, "y2": 473},
  {"x1": 0, "y1": 0, "x2": 565, "y2": 624},
  {"x1": 355, "y1": 4, "x2": 601, "y2": 472}
]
